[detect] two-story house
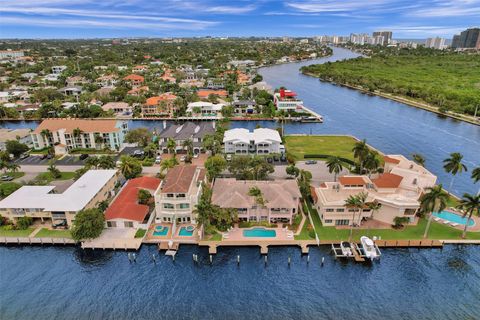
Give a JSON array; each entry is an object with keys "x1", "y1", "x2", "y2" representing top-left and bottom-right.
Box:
[
  {"x1": 223, "y1": 128, "x2": 285, "y2": 155},
  {"x1": 157, "y1": 122, "x2": 215, "y2": 154}
]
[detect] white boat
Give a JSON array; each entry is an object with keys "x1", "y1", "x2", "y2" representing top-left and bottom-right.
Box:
[
  {"x1": 360, "y1": 236, "x2": 380, "y2": 260},
  {"x1": 340, "y1": 241, "x2": 353, "y2": 257}
]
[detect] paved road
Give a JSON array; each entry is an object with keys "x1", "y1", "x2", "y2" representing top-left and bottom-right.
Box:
[{"x1": 272, "y1": 161, "x2": 349, "y2": 186}]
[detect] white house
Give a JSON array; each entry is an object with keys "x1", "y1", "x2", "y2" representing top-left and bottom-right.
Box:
[
  {"x1": 223, "y1": 128, "x2": 284, "y2": 155},
  {"x1": 51, "y1": 65, "x2": 67, "y2": 74},
  {"x1": 186, "y1": 101, "x2": 224, "y2": 117}
]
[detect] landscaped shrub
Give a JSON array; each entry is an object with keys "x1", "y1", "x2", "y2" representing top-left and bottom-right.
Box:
[
  {"x1": 303, "y1": 154, "x2": 356, "y2": 166},
  {"x1": 307, "y1": 224, "x2": 316, "y2": 239},
  {"x1": 142, "y1": 158, "x2": 154, "y2": 167},
  {"x1": 0, "y1": 182, "x2": 21, "y2": 198},
  {"x1": 134, "y1": 229, "x2": 146, "y2": 238},
  {"x1": 393, "y1": 216, "x2": 410, "y2": 229},
  {"x1": 16, "y1": 217, "x2": 33, "y2": 230}
]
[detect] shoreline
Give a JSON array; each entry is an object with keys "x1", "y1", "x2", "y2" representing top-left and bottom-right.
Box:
[{"x1": 302, "y1": 71, "x2": 480, "y2": 126}]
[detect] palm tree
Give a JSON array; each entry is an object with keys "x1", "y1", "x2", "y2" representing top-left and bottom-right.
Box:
[
  {"x1": 166, "y1": 138, "x2": 176, "y2": 155},
  {"x1": 472, "y1": 167, "x2": 480, "y2": 195},
  {"x1": 160, "y1": 158, "x2": 176, "y2": 173},
  {"x1": 457, "y1": 193, "x2": 480, "y2": 238},
  {"x1": 419, "y1": 184, "x2": 448, "y2": 238},
  {"x1": 182, "y1": 139, "x2": 193, "y2": 156},
  {"x1": 326, "y1": 156, "x2": 343, "y2": 182},
  {"x1": 119, "y1": 156, "x2": 135, "y2": 178},
  {"x1": 443, "y1": 152, "x2": 467, "y2": 194},
  {"x1": 40, "y1": 129, "x2": 52, "y2": 146},
  {"x1": 72, "y1": 127, "x2": 84, "y2": 148},
  {"x1": 352, "y1": 139, "x2": 369, "y2": 174},
  {"x1": 345, "y1": 194, "x2": 361, "y2": 242},
  {"x1": 368, "y1": 201, "x2": 382, "y2": 219},
  {"x1": 412, "y1": 153, "x2": 426, "y2": 167},
  {"x1": 363, "y1": 151, "x2": 380, "y2": 177},
  {"x1": 355, "y1": 191, "x2": 369, "y2": 226},
  {"x1": 94, "y1": 134, "x2": 104, "y2": 149},
  {"x1": 47, "y1": 161, "x2": 61, "y2": 179},
  {"x1": 97, "y1": 155, "x2": 115, "y2": 169}
]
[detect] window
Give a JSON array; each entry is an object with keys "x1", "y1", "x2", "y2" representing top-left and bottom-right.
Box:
[
  {"x1": 124, "y1": 221, "x2": 133, "y2": 228},
  {"x1": 325, "y1": 208, "x2": 335, "y2": 212},
  {"x1": 335, "y1": 219, "x2": 349, "y2": 226},
  {"x1": 178, "y1": 203, "x2": 189, "y2": 209},
  {"x1": 163, "y1": 203, "x2": 174, "y2": 209},
  {"x1": 336, "y1": 208, "x2": 345, "y2": 212},
  {"x1": 324, "y1": 219, "x2": 333, "y2": 224},
  {"x1": 107, "y1": 221, "x2": 117, "y2": 227}
]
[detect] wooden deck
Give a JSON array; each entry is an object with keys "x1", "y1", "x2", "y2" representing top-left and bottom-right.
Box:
[
  {"x1": 1, "y1": 237, "x2": 75, "y2": 245},
  {"x1": 375, "y1": 239, "x2": 443, "y2": 248}
]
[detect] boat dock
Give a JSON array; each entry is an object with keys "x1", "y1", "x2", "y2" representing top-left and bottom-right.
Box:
[
  {"x1": 199, "y1": 240, "x2": 317, "y2": 255},
  {"x1": 331, "y1": 242, "x2": 380, "y2": 262},
  {"x1": 1, "y1": 236, "x2": 76, "y2": 245},
  {"x1": 300, "y1": 105, "x2": 324, "y2": 122}
]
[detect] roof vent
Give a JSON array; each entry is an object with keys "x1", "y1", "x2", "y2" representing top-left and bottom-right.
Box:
[
  {"x1": 194, "y1": 125, "x2": 200, "y2": 134},
  {"x1": 175, "y1": 124, "x2": 184, "y2": 134}
]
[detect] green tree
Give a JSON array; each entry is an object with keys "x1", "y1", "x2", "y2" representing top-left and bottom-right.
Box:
[
  {"x1": 47, "y1": 161, "x2": 61, "y2": 179},
  {"x1": 124, "y1": 128, "x2": 153, "y2": 147},
  {"x1": 419, "y1": 185, "x2": 448, "y2": 238},
  {"x1": 363, "y1": 151, "x2": 381, "y2": 177},
  {"x1": 352, "y1": 139, "x2": 369, "y2": 174},
  {"x1": 457, "y1": 193, "x2": 480, "y2": 238},
  {"x1": 412, "y1": 153, "x2": 426, "y2": 167},
  {"x1": 138, "y1": 189, "x2": 152, "y2": 205},
  {"x1": 5, "y1": 140, "x2": 29, "y2": 158},
  {"x1": 16, "y1": 216, "x2": 33, "y2": 230},
  {"x1": 143, "y1": 142, "x2": 158, "y2": 158},
  {"x1": 166, "y1": 138, "x2": 177, "y2": 154},
  {"x1": 71, "y1": 208, "x2": 105, "y2": 241},
  {"x1": 248, "y1": 186, "x2": 267, "y2": 207},
  {"x1": 160, "y1": 158, "x2": 177, "y2": 173},
  {"x1": 119, "y1": 155, "x2": 142, "y2": 179},
  {"x1": 326, "y1": 156, "x2": 343, "y2": 182},
  {"x1": 286, "y1": 164, "x2": 300, "y2": 177},
  {"x1": 472, "y1": 167, "x2": 479, "y2": 195},
  {"x1": 443, "y1": 152, "x2": 467, "y2": 194},
  {"x1": 204, "y1": 155, "x2": 227, "y2": 181},
  {"x1": 298, "y1": 169, "x2": 312, "y2": 200},
  {"x1": 97, "y1": 155, "x2": 116, "y2": 169},
  {"x1": 202, "y1": 134, "x2": 221, "y2": 155}
]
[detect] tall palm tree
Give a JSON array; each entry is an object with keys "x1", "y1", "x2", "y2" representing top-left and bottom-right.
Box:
[
  {"x1": 355, "y1": 191, "x2": 369, "y2": 225},
  {"x1": 368, "y1": 201, "x2": 382, "y2": 219},
  {"x1": 363, "y1": 151, "x2": 380, "y2": 177},
  {"x1": 182, "y1": 138, "x2": 194, "y2": 156},
  {"x1": 40, "y1": 129, "x2": 52, "y2": 146},
  {"x1": 419, "y1": 184, "x2": 448, "y2": 238},
  {"x1": 344, "y1": 192, "x2": 368, "y2": 241},
  {"x1": 412, "y1": 153, "x2": 426, "y2": 167},
  {"x1": 443, "y1": 152, "x2": 467, "y2": 194},
  {"x1": 352, "y1": 139, "x2": 369, "y2": 174},
  {"x1": 166, "y1": 138, "x2": 176, "y2": 155},
  {"x1": 72, "y1": 127, "x2": 84, "y2": 148},
  {"x1": 457, "y1": 193, "x2": 480, "y2": 238},
  {"x1": 472, "y1": 167, "x2": 480, "y2": 195},
  {"x1": 326, "y1": 156, "x2": 343, "y2": 182}
]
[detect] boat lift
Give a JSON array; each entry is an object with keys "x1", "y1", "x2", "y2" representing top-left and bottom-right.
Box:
[{"x1": 331, "y1": 242, "x2": 381, "y2": 262}]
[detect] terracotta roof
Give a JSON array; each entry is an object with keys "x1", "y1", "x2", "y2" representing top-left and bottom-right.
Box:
[
  {"x1": 145, "y1": 93, "x2": 177, "y2": 106},
  {"x1": 123, "y1": 74, "x2": 144, "y2": 82},
  {"x1": 105, "y1": 176, "x2": 161, "y2": 222},
  {"x1": 197, "y1": 89, "x2": 228, "y2": 98},
  {"x1": 384, "y1": 156, "x2": 401, "y2": 164},
  {"x1": 33, "y1": 118, "x2": 120, "y2": 134},
  {"x1": 372, "y1": 173, "x2": 403, "y2": 189},
  {"x1": 161, "y1": 165, "x2": 198, "y2": 193},
  {"x1": 338, "y1": 176, "x2": 367, "y2": 185}
]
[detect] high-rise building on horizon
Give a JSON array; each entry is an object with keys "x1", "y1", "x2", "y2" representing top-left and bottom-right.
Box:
[
  {"x1": 451, "y1": 28, "x2": 480, "y2": 49},
  {"x1": 373, "y1": 31, "x2": 392, "y2": 45},
  {"x1": 425, "y1": 37, "x2": 446, "y2": 49}
]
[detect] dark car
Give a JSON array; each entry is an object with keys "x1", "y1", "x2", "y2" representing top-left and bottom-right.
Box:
[
  {"x1": 46, "y1": 154, "x2": 54, "y2": 159},
  {"x1": 280, "y1": 154, "x2": 287, "y2": 162},
  {"x1": 79, "y1": 154, "x2": 89, "y2": 160},
  {"x1": 40, "y1": 154, "x2": 48, "y2": 160},
  {"x1": 266, "y1": 157, "x2": 273, "y2": 163},
  {"x1": 305, "y1": 160, "x2": 317, "y2": 165}
]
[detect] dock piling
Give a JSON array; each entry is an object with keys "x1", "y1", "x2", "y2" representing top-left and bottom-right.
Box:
[
  {"x1": 152, "y1": 254, "x2": 157, "y2": 264},
  {"x1": 288, "y1": 256, "x2": 291, "y2": 267},
  {"x1": 321, "y1": 257, "x2": 325, "y2": 266},
  {"x1": 237, "y1": 255, "x2": 240, "y2": 266},
  {"x1": 264, "y1": 255, "x2": 268, "y2": 266},
  {"x1": 209, "y1": 254, "x2": 213, "y2": 265},
  {"x1": 307, "y1": 254, "x2": 310, "y2": 264}
]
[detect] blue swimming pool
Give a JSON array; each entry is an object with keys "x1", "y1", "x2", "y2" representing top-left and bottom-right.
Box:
[
  {"x1": 243, "y1": 228, "x2": 276, "y2": 237},
  {"x1": 153, "y1": 226, "x2": 169, "y2": 236},
  {"x1": 179, "y1": 227, "x2": 194, "y2": 236},
  {"x1": 433, "y1": 211, "x2": 475, "y2": 226}
]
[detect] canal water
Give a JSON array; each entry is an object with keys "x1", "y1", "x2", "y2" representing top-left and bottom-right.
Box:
[
  {"x1": 0, "y1": 245, "x2": 479, "y2": 319},
  {"x1": 1, "y1": 47, "x2": 478, "y2": 195}
]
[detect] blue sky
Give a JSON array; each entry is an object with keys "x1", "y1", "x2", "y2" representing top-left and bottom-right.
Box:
[{"x1": 0, "y1": 0, "x2": 478, "y2": 39}]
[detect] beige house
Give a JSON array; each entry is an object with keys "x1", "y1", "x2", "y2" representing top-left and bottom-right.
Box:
[
  {"x1": 0, "y1": 170, "x2": 118, "y2": 227},
  {"x1": 154, "y1": 165, "x2": 206, "y2": 225},
  {"x1": 212, "y1": 178, "x2": 301, "y2": 224},
  {"x1": 313, "y1": 155, "x2": 437, "y2": 227}
]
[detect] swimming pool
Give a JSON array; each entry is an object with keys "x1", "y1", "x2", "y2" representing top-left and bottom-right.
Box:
[
  {"x1": 179, "y1": 226, "x2": 194, "y2": 236},
  {"x1": 243, "y1": 228, "x2": 276, "y2": 238},
  {"x1": 153, "y1": 226, "x2": 169, "y2": 236},
  {"x1": 433, "y1": 211, "x2": 475, "y2": 226}
]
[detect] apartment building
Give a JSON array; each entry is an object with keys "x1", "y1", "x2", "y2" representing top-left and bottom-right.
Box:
[
  {"x1": 223, "y1": 128, "x2": 284, "y2": 155},
  {"x1": 0, "y1": 170, "x2": 118, "y2": 227},
  {"x1": 157, "y1": 122, "x2": 215, "y2": 154},
  {"x1": 31, "y1": 118, "x2": 128, "y2": 154},
  {"x1": 313, "y1": 155, "x2": 437, "y2": 227},
  {"x1": 212, "y1": 178, "x2": 301, "y2": 224},
  {"x1": 154, "y1": 165, "x2": 206, "y2": 224}
]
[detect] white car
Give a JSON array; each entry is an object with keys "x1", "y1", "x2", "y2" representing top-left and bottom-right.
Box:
[
  {"x1": 155, "y1": 156, "x2": 162, "y2": 164},
  {"x1": 226, "y1": 154, "x2": 232, "y2": 161},
  {"x1": 180, "y1": 155, "x2": 186, "y2": 162}
]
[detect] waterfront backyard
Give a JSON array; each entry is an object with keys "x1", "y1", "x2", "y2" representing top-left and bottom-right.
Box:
[{"x1": 284, "y1": 135, "x2": 359, "y2": 162}]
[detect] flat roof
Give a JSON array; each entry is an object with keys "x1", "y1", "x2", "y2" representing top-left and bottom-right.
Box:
[{"x1": 0, "y1": 170, "x2": 117, "y2": 212}]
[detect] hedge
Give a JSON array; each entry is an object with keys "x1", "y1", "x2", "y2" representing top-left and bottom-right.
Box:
[{"x1": 303, "y1": 154, "x2": 356, "y2": 165}]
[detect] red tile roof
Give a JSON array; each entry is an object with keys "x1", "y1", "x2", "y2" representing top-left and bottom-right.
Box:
[
  {"x1": 33, "y1": 118, "x2": 119, "y2": 134},
  {"x1": 105, "y1": 176, "x2": 161, "y2": 222},
  {"x1": 161, "y1": 165, "x2": 197, "y2": 193},
  {"x1": 372, "y1": 173, "x2": 403, "y2": 189},
  {"x1": 197, "y1": 89, "x2": 228, "y2": 98},
  {"x1": 123, "y1": 74, "x2": 144, "y2": 82},
  {"x1": 338, "y1": 176, "x2": 366, "y2": 185},
  {"x1": 384, "y1": 156, "x2": 401, "y2": 164},
  {"x1": 145, "y1": 93, "x2": 177, "y2": 106}
]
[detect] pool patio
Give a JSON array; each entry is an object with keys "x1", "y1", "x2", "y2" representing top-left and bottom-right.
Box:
[
  {"x1": 221, "y1": 227, "x2": 294, "y2": 241},
  {"x1": 432, "y1": 209, "x2": 480, "y2": 232}
]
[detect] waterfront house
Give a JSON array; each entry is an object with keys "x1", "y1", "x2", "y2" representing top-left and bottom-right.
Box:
[
  {"x1": 101, "y1": 102, "x2": 132, "y2": 117},
  {"x1": 313, "y1": 155, "x2": 437, "y2": 227},
  {"x1": 232, "y1": 100, "x2": 257, "y2": 115},
  {"x1": 0, "y1": 170, "x2": 118, "y2": 227},
  {"x1": 123, "y1": 74, "x2": 144, "y2": 87},
  {"x1": 186, "y1": 101, "x2": 224, "y2": 118},
  {"x1": 31, "y1": 118, "x2": 128, "y2": 154},
  {"x1": 273, "y1": 88, "x2": 304, "y2": 111},
  {"x1": 197, "y1": 89, "x2": 228, "y2": 99},
  {"x1": 105, "y1": 176, "x2": 161, "y2": 229},
  {"x1": 223, "y1": 128, "x2": 284, "y2": 155},
  {"x1": 0, "y1": 128, "x2": 33, "y2": 151},
  {"x1": 142, "y1": 93, "x2": 177, "y2": 117},
  {"x1": 157, "y1": 121, "x2": 215, "y2": 154},
  {"x1": 212, "y1": 178, "x2": 301, "y2": 224},
  {"x1": 154, "y1": 165, "x2": 206, "y2": 225}
]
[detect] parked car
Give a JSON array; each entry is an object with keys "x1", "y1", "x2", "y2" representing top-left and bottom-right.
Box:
[
  {"x1": 46, "y1": 154, "x2": 53, "y2": 159},
  {"x1": 226, "y1": 154, "x2": 232, "y2": 161},
  {"x1": 155, "y1": 156, "x2": 162, "y2": 164},
  {"x1": 0, "y1": 175, "x2": 13, "y2": 181},
  {"x1": 193, "y1": 153, "x2": 199, "y2": 159},
  {"x1": 273, "y1": 155, "x2": 279, "y2": 162},
  {"x1": 305, "y1": 160, "x2": 317, "y2": 165},
  {"x1": 19, "y1": 153, "x2": 29, "y2": 160},
  {"x1": 132, "y1": 150, "x2": 145, "y2": 158},
  {"x1": 79, "y1": 154, "x2": 89, "y2": 160},
  {"x1": 180, "y1": 155, "x2": 186, "y2": 162},
  {"x1": 40, "y1": 154, "x2": 47, "y2": 160},
  {"x1": 280, "y1": 154, "x2": 287, "y2": 162}
]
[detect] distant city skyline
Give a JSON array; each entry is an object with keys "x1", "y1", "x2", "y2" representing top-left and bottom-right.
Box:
[{"x1": 0, "y1": 0, "x2": 479, "y2": 39}]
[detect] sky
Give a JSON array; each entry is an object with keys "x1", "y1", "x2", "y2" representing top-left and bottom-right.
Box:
[{"x1": 0, "y1": 0, "x2": 478, "y2": 39}]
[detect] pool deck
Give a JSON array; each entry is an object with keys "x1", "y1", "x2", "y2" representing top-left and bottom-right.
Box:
[{"x1": 434, "y1": 209, "x2": 480, "y2": 232}]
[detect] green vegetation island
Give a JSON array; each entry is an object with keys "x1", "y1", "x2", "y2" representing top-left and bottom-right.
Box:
[{"x1": 301, "y1": 46, "x2": 480, "y2": 124}]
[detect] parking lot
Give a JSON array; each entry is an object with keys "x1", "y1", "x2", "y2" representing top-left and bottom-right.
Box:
[
  {"x1": 15, "y1": 155, "x2": 51, "y2": 166},
  {"x1": 55, "y1": 155, "x2": 87, "y2": 166}
]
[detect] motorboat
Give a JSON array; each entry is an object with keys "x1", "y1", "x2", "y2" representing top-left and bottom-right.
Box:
[
  {"x1": 360, "y1": 236, "x2": 381, "y2": 260},
  {"x1": 340, "y1": 241, "x2": 353, "y2": 257}
]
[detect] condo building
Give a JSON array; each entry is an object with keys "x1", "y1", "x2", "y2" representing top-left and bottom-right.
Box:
[{"x1": 223, "y1": 128, "x2": 285, "y2": 155}]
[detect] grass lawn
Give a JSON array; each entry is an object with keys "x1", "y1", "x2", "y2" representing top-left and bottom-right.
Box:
[
  {"x1": 294, "y1": 219, "x2": 315, "y2": 240},
  {"x1": 135, "y1": 229, "x2": 146, "y2": 238},
  {"x1": 284, "y1": 135, "x2": 359, "y2": 161},
  {"x1": 35, "y1": 171, "x2": 76, "y2": 183},
  {"x1": 0, "y1": 172, "x2": 25, "y2": 184},
  {"x1": 208, "y1": 232, "x2": 222, "y2": 241},
  {"x1": 35, "y1": 228, "x2": 72, "y2": 238},
  {"x1": 305, "y1": 201, "x2": 480, "y2": 241},
  {"x1": 0, "y1": 226, "x2": 34, "y2": 237}
]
